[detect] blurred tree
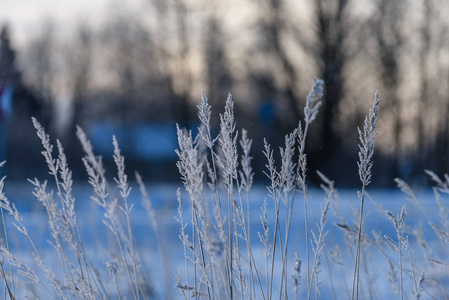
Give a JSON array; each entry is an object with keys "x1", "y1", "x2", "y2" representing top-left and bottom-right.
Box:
[
  {"x1": 415, "y1": 0, "x2": 433, "y2": 175},
  {"x1": 149, "y1": 0, "x2": 193, "y2": 126},
  {"x1": 433, "y1": 2, "x2": 449, "y2": 176},
  {"x1": 0, "y1": 25, "x2": 21, "y2": 84},
  {"x1": 375, "y1": 0, "x2": 406, "y2": 179},
  {"x1": 24, "y1": 21, "x2": 56, "y2": 107},
  {"x1": 102, "y1": 14, "x2": 140, "y2": 120},
  {"x1": 172, "y1": 0, "x2": 194, "y2": 126},
  {"x1": 0, "y1": 24, "x2": 48, "y2": 179},
  {"x1": 251, "y1": 0, "x2": 304, "y2": 125},
  {"x1": 0, "y1": 24, "x2": 17, "y2": 164},
  {"x1": 0, "y1": 24, "x2": 43, "y2": 118},
  {"x1": 55, "y1": 23, "x2": 94, "y2": 168},
  {"x1": 203, "y1": 1, "x2": 232, "y2": 108},
  {"x1": 250, "y1": 0, "x2": 361, "y2": 173},
  {"x1": 70, "y1": 24, "x2": 92, "y2": 120},
  {"x1": 312, "y1": 0, "x2": 349, "y2": 170},
  {"x1": 100, "y1": 7, "x2": 169, "y2": 121}
]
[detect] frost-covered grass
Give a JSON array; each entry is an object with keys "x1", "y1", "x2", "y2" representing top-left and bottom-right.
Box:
[{"x1": 0, "y1": 79, "x2": 449, "y2": 299}]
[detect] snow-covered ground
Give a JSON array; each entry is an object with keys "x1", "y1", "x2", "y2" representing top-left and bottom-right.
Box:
[{"x1": 1, "y1": 182, "x2": 447, "y2": 299}]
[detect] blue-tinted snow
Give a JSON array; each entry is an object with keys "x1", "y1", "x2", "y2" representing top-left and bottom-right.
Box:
[{"x1": 2, "y1": 183, "x2": 447, "y2": 299}]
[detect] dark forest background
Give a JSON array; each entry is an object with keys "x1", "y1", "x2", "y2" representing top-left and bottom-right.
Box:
[{"x1": 1, "y1": 0, "x2": 448, "y2": 187}]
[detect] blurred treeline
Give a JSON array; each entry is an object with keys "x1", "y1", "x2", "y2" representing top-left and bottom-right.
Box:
[{"x1": 0, "y1": 0, "x2": 448, "y2": 186}]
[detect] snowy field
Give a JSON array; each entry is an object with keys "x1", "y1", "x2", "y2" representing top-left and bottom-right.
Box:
[{"x1": 1, "y1": 181, "x2": 447, "y2": 299}]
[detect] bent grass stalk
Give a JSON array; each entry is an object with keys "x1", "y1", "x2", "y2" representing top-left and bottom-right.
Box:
[
  {"x1": 352, "y1": 91, "x2": 380, "y2": 300},
  {"x1": 80, "y1": 131, "x2": 143, "y2": 299},
  {"x1": 279, "y1": 131, "x2": 297, "y2": 300},
  {"x1": 239, "y1": 129, "x2": 255, "y2": 299},
  {"x1": 263, "y1": 138, "x2": 281, "y2": 300},
  {"x1": 0, "y1": 160, "x2": 15, "y2": 299},
  {"x1": 197, "y1": 92, "x2": 230, "y2": 290},
  {"x1": 176, "y1": 124, "x2": 215, "y2": 299},
  {"x1": 33, "y1": 118, "x2": 107, "y2": 299},
  {"x1": 385, "y1": 206, "x2": 406, "y2": 300},
  {"x1": 298, "y1": 78, "x2": 324, "y2": 297},
  {"x1": 218, "y1": 93, "x2": 239, "y2": 300},
  {"x1": 113, "y1": 136, "x2": 145, "y2": 299}
]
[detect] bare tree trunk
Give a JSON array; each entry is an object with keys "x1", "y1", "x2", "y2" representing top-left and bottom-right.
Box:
[
  {"x1": 313, "y1": 0, "x2": 348, "y2": 169},
  {"x1": 415, "y1": 0, "x2": 433, "y2": 176},
  {"x1": 204, "y1": 2, "x2": 232, "y2": 110},
  {"x1": 267, "y1": 0, "x2": 302, "y2": 123},
  {"x1": 375, "y1": 0, "x2": 405, "y2": 180},
  {"x1": 173, "y1": 0, "x2": 192, "y2": 127}
]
